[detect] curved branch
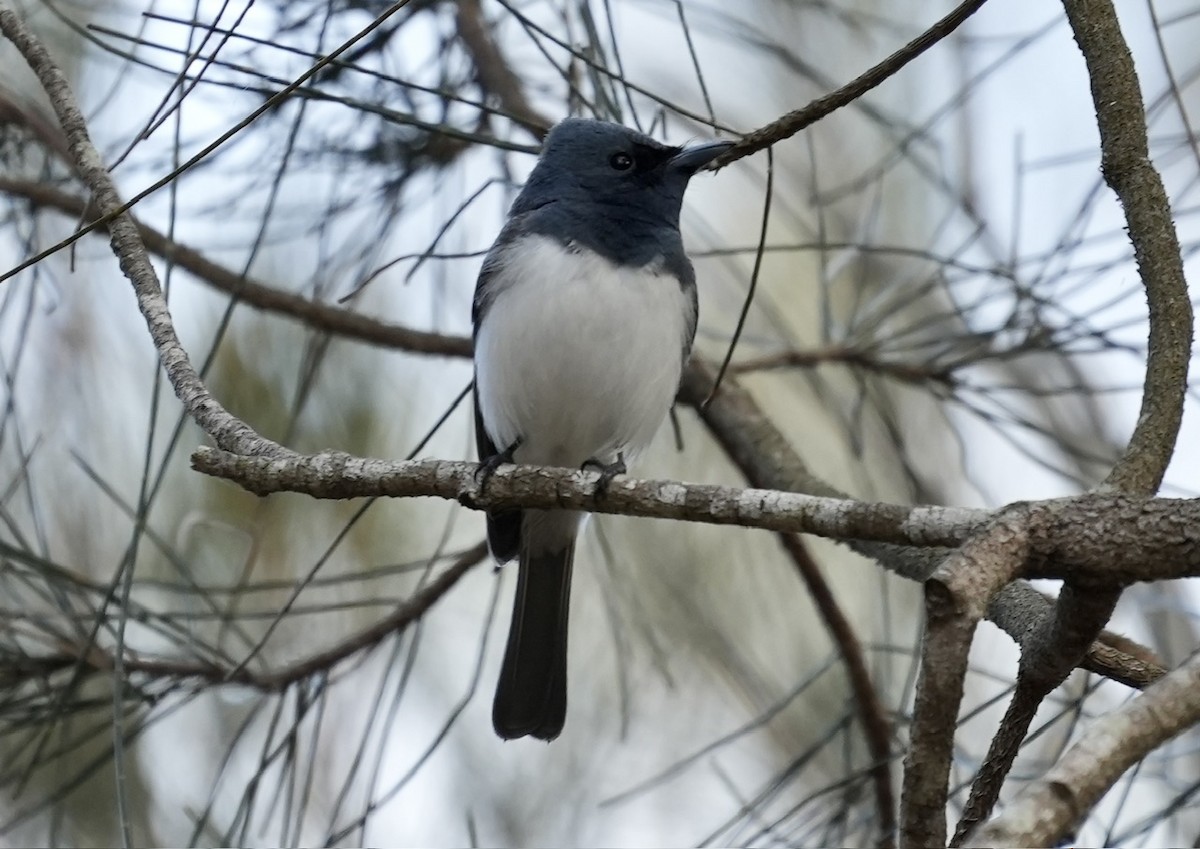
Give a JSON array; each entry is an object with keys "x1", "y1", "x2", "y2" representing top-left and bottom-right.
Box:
[
  {"x1": 0, "y1": 5, "x2": 284, "y2": 458},
  {"x1": 952, "y1": 0, "x2": 1196, "y2": 830},
  {"x1": 1063, "y1": 0, "x2": 1193, "y2": 495}
]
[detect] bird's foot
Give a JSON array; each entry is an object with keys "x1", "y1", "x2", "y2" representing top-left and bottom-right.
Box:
[
  {"x1": 476, "y1": 438, "x2": 522, "y2": 490},
  {"x1": 582, "y1": 453, "x2": 626, "y2": 501}
]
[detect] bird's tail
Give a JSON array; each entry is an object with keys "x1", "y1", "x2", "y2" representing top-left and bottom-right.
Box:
[{"x1": 493, "y1": 512, "x2": 578, "y2": 741}]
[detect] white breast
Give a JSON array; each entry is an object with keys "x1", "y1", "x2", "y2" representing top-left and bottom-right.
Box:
[{"x1": 474, "y1": 235, "x2": 693, "y2": 469}]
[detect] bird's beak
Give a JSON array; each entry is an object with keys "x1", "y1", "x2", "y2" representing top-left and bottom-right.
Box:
[{"x1": 669, "y1": 138, "x2": 735, "y2": 174}]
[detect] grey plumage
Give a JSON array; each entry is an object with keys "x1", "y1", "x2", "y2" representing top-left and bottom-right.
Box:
[{"x1": 472, "y1": 117, "x2": 731, "y2": 740}]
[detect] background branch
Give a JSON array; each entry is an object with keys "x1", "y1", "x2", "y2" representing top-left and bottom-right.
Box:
[{"x1": 972, "y1": 648, "x2": 1200, "y2": 847}]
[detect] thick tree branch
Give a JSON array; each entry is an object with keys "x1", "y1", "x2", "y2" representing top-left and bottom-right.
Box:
[
  {"x1": 900, "y1": 515, "x2": 1030, "y2": 849},
  {"x1": 191, "y1": 447, "x2": 1200, "y2": 582},
  {"x1": 191, "y1": 447, "x2": 987, "y2": 545},
  {"x1": 1063, "y1": 0, "x2": 1193, "y2": 494},
  {"x1": 950, "y1": 0, "x2": 1197, "y2": 832}
]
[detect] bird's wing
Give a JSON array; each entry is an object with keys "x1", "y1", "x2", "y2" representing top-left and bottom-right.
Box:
[{"x1": 472, "y1": 239, "x2": 523, "y2": 563}]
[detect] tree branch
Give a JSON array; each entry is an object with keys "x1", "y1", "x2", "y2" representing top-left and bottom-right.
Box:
[
  {"x1": 714, "y1": 0, "x2": 990, "y2": 166},
  {"x1": 10, "y1": 543, "x2": 485, "y2": 693},
  {"x1": 191, "y1": 446, "x2": 988, "y2": 545},
  {"x1": 0, "y1": 4, "x2": 286, "y2": 458},
  {"x1": 1063, "y1": 0, "x2": 1193, "y2": 494},
  {"x1": 969, "y1": 647, "x2": 1200, "y2": 847},
  {"x1": 191, "y1": 447, "x2": 1200, "y2": 583},
  {"x1": 947, "y1": 0, "x2": 1197, "y2": 831},
  {"x1": 454, "y1": 0, "x2": 552, "y2": 138},
  {"x1": 780, "y1": 534, "x2": 896, "y2": 847},
  {"x1": 950, "y1": 586, "x2": 1120, "y2": 845},
  {"x1": 900, "y1": 514, "x2": 1030, "y2": 849}
]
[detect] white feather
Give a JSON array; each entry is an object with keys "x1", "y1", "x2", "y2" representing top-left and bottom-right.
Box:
[{"x1": 474, "y1": 235, "x2": 693, "y2": 472}]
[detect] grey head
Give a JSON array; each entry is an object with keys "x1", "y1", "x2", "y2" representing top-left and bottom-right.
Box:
[{"x1": 508, "y1": 118, "x2": 732, "y2": 268}]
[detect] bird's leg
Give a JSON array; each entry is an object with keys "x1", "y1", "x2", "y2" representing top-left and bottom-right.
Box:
[
  {"x1": 476, "y1": 437, "x2": 522, "y2": 490},
  {"x1": 582, "y1": 452, "x2": 626, "y2": 500}
]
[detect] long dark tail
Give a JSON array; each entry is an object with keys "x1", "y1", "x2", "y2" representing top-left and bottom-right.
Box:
[{"x1": 492, "y1": 540, "x2": 575, "y2": 741}]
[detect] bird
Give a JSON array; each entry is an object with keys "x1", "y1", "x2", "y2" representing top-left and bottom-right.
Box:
[{"x1": 472, "y1": 117, "x2": 732, "y2": 741}]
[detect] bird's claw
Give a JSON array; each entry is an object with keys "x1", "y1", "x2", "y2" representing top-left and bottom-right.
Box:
[
  {"x1": 476, "y1": 438, "x2": 522, "y2": 490},
  {"x1": 582, "y1": 453, "x2": 626, "y2": 500}
]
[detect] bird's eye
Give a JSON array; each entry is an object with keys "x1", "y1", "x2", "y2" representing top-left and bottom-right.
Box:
[{"x1": 609, "y1": 152, "x2": 634, "y2": 171}]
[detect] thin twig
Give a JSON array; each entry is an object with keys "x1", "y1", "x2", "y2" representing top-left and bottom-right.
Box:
[
  {"x1": 713, "y1": 0, "x2": 991, "y2": 166},
  {"x1": 0, "y1": 0, "x2": 417, "y2": 286},
  {"x1": 0, "y1": 178, "x2": 473, "y2": 357},
  {"x1": 780, "y1": 533, "x2": 896, "y2": 848},
  {"x1": 8, "y1": 543, "x2": 484, "y2": 692}
]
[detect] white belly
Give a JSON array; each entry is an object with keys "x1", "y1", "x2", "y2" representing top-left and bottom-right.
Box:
[{"x1": 474, "y1": 235, "x2": 693, "y2": 468}]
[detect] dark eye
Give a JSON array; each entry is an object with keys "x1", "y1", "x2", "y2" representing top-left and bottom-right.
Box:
[{"x1": 609, "y1": 152, "x2": 634, "y2": 171}]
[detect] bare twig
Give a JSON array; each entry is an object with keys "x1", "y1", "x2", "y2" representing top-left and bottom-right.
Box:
[
  {"x1": 0, "y1": 0, "x2": 417, "y2": 286},
  {"x1": 0, "y1": 178, "x2": 473, "y2": 358},
  {"x1": 780, "y1": 533, "x2": 896, "y2": 848},
  {"x1": 7, "y1": 543, "x2": 484, "y2": 692},
  {"x1": 731, "y1": 347, "x2": 957, "y2": 387},
  {"x1": 714, "y1": 0, "x2": 990, "y2": 166}
]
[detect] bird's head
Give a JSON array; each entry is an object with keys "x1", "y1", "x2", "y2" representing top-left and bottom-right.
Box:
[{"x1": 513, "y1": 118, "x2": 733, "y2": 232}]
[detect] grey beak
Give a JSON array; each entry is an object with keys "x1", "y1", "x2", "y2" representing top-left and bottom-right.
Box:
[{"x1": 669, "y1": 138, "x2": 735, "y2": 173}]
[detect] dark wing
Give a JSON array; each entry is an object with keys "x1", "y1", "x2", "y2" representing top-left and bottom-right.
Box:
[
  {"x1": 472, "y1": 243, "x2": 522, "y2": 563},
  {"x1": 471, "y1": 245, "x2": 503, "y2": 336},
  {"x1": 664, "y1": 250, "x2": 699, "y2": 368}
]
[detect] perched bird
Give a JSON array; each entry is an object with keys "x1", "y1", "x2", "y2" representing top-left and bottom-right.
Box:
[{"x1": 472, "y1": 117, "x2": 732, "y2": 740}]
